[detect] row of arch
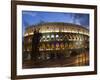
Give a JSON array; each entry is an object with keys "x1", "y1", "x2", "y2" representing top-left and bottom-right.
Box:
[
  {"x1": 41, "y1": 33, "x2": 89, "y2": 41},
  {"x1": 25, "y1": 42, "x2": 88, "y2": 52},
  {"x1": 25, "y1": 33, "x2": 89, "y2": 43},
  {"x1": 39, "y1": 42, "x2": 88, "y2": 51}
]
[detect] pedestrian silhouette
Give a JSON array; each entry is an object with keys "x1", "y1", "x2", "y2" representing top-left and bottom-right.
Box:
[{"x1": 31, "y1": 28, "x2": 42, "y2": 62}]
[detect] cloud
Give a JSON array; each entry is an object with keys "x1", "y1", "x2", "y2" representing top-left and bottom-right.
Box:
[{"x1": 22, "y1": 12, "x2": 37, "y2": 17}]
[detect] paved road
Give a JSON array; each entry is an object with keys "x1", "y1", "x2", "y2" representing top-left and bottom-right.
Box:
[{"x1": 23, "y1": 53, "x2": 89, "y2": 69}]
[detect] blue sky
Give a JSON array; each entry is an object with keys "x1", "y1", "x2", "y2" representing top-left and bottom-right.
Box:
[{"x1": 22, "y1": 11, "x2": 89, "y2": 35}]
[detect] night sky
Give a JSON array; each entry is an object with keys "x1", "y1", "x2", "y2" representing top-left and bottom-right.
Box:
[{"x1": 22, "y1": 11, "x2": 89, "y2": 36}]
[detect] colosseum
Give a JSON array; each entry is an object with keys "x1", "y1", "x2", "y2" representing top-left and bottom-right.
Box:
[{"x1": 23, "y1": 22, "x2": 89, "y2": 68}]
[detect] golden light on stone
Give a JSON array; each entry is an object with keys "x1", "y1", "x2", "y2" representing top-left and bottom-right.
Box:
[{"x1": 23, "y1": 22, "x2": 89, "y2": 67}]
